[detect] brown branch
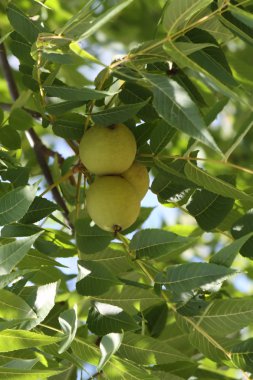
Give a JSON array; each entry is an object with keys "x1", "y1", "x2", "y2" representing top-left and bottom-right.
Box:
[{"x1": 0, "y1": 42, "x2": 72, "y2": 229}]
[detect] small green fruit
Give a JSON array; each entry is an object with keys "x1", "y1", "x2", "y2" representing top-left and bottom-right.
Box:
[
  {"x1": 79, "y1": 124, "x2": 137, "y2": 175},
  {"x1": 86, "y1": 176, "x2": 140, "y2": 232},
  {"x1": 121, "y1": 162, "x2": 149, "y2": 200}
]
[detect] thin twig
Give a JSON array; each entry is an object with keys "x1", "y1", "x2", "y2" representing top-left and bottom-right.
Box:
[{"x1": 0, "y1": 42, "x2": 72, "y2": 229}]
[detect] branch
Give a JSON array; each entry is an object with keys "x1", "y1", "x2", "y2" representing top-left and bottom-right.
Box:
[{"x1": 0, "y1": 42, "x2": 72, "y2": 229}]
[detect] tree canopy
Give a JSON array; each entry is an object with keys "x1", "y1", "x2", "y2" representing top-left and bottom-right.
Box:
[{"x1": 1, "y1": 0, "x2": 253, "y2": 379}]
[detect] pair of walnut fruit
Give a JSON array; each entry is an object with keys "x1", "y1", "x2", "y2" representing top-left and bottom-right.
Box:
[{"x1": 79, "y1": 124, "x2": 149, "y2": 232}]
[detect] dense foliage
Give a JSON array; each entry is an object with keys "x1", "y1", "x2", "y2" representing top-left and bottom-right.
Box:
[{"x1": 1, "y1": 0, "x2": 253, "y2": 379}]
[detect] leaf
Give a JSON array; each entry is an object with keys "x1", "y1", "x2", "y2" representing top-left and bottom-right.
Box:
[
  {"x1": 91, "y1": 284, "x2": 161, "y2": 315},
  {"x1": 150, "y1": 120, "x2": 176, "y2": 154},
  {"x1": 67, "y1": 0, "x2": 134, "y2": 41},
  {"x1": 186, "y1": 186, "x2": 234, "y2": 231},
  {"x1": 231, "y1": 338, "x2": 253, "y2": 373},
  {"x1": 43, "y1": 85, "x2": 112, "y2": 101},
  {"x1": 91, "y1": 100, "x2": 149, "y2": 125},
  {"x1": 0, "y1": 126, "x2": 21, "y2": 150},
  {"x1": 162, "y1": 0, "x2": 212, "y2": 33},
  {"x1": 173, "y1": 41, "x2": 217, "y2": 55},
  {"x1": 20, "y1": 197, "x2": 58, "y2": 224},
  {"x1": 45, "y1": 100, "x2": 86, "y2": 115},
  {"x1": 98, "y1": 333, "x2": 123, "y2": 371},
  {"x1": 0, "y1": 289, "x2": 36, "y2": 320},
  {"x1": 52, "y1": 113, "x2": 85, "y2": 139},
  {"x1": 76, "y1": 218, "x2": 112, "y2": 254},
  {"x1": 231, "y1": 213, "x2": 253, "y2": 259},
  {"x1": 220, "y1": 9, "x2": 253, "y2": 45},
  {"x1": 210, "y1": 233, "x2": 253, "y2": 267},
  {"x1": 181, "y1": 28, "x2": 237, "y2": 88},
  {"x1": 69, "y1": 41, "x2": 104, "y2": 65},
  {"x1": 9, "y1": 108, "x2": 33, "y2": 131},
  {"x1": 155, "y1": 262, "x2": 235, "y2": 294},
  {"x1": 117, "y1": 332, "x2": 190, "y2": 365},
  {"x1": 87, "y1": 302, "x2": 138, "y2": 335},
  {"x1": 144, "y1": 73, "x2": 219, "y2": 152},
  {"x1": 229, "y1": 5, "x2": 253, "y2": 29},
  {"x1": 184, "y1": 162, "x2": 253, "y2": 205},
  {"x1": 79, "y1": 246, "x2": 133, "y2": 274},
  {"x1": 105, "y1": 356, "x2": 159, "y2": 380},
  {"x1": 0, "y1": 270, "x2": 35, "y2": 289},
  {"x1": 7, "y1": 4, "x2": 44, "y2": 43},
  {"x1": 0, "y1": 330, "x2": 61, "y2": 352},
  {"x1": 58, "y1": 307, "x2": 78, "y2": 354},
  {"x1": 129, "y1": 229, "x2": 194, "y2": 260},
  {"x1": 1, "y1": 167, "x2": 30, "y2": 187},
  {"x1": 0, "y1": 184, "x2": 38, "y2": 226},
  {"x1": 0, "y1": 366, "x2": 69, "y2": 380},
  {"x1": 164, "y1": 40, "x2": 238, "y2": 99},
  {"x1": 0, "y1": 233, "x2": 42, "y2": 275},
  {"x1": 76, "y1": 260, "x2": 120, "y2": 296},
  {"x1": 20, "y1": 282, "x2": 58, "y2": 330},
  {"x1": 191, "y1": 297, "x2": 253, "y2": 337},
  {"x1": 71, "y1": 336, "x2": 100, "y2": 366}
]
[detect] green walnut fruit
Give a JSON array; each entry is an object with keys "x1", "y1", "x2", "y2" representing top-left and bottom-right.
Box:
[
  {"x1": 121, "y1": 162, "x2": 149, "y2": 200},
  {"x1": 79, "y1": 124, "x2": 137, "y2": 175},
  {"x1": 86, "y1": 176, "x2": 140, "y2": 232}
]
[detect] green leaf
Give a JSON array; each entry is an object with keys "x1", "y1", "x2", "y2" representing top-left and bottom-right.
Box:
[
  {"x1": 0, "y1": 329, "x2": 61, "y2": 352},
  {"x1": 191, "y1": 297, "x2": 253, "y2": 337},
  {"x1": 20, "y1": 282, "x2": 58, "y2": 330},
  {"x1": 130, "y1": 229, "x2": 194, "y2": 260},
  {"x1": 150, "y1": 120, "x2": 176, "y2": 154},
  {"x1": 18, "y1": 249, "x2": 65, "y2": 269},
  {"x1": 231, "y1": 338, "x2": 253, "y2": 373},
  {"x1": 1, "y1": 167, "x2": 30, "y2": 187},
  {"x1": 76, "y1": 260, "x2": 120, "y2": 296},
  {"x1": 91, "y1": 100, "x2": 149, "y2": 125},
  {"x1": 117, "y1": 332, "x2": 190, "y2": 365},
  {"x1": 87, "y1": 302, "x2": 138, "y2": 335},
  {"x1": 58, "y1": 307, "x2": 78, "y2": 354},
  {"x1": 9, "y1": 108, "x2": 33, "y2": 131},
  {"x1": 0, "y1": 184, "x2": 38, "y2": 226},
  {"x1": 71, "y1": 336, "x2": 100, "y2": 366},
  {"x1": 0, "y1": 270, "x2": 35, "y2": 289},
  {"x1": 0, "y1": 233, "x2": 41, "y2": 275},
  {"x1": 105, "y1": 356, "x2": 159, "y2": 380},
  {"x1": 20, "y1": 197, "x2": 58, "y2": 224},
  {"x1": 220, "y1": 9, "x2": 253, "y2": 45},
  {"x1": 91, "y1": 284, "x2": 161, "y2": 315},
  {"x1": 0, "y1": 366, "x2": 70, "y2": 380},
  {"x1": 79, "y1": 246, "x2": 133, "y2": 274},
  {"x1": 45, "y1": 100, "x2": 86, "y2": 115},
  {"x1": 76, "y1": 218, "x2": 112, "y2": 254},
  {"x1": 155, "y1": 262, "x2": 235, "y2": 294},
  {"x1": 144, "y1": 73, "x2": 219, "y2": 152},
  {"x1": 173, "y1": 41, "x2": 217, "y2": 55},
  {"x1": 0, "y1": 126, "x2": 21, "y2": 150},
  {"x1": 164, "y1": 40, "x2": 238, "y2": 99},
  {"x1": 62, "y1": 0, "x2": 134, "y2": 41},
  {"x1": 210, "y1": 233, "x2": 253, "y2": 267},
  {"x1": 184, "y1": 162, "x2": 253, "y2": 205},
  {"x1": 7, "y1": 4, "x2": 44, "y2": 43},
  {"x1": 162, "y1": 0, "x2": 212, "y2": 33},
  {"x1": 43, "y1": 85, "x2": 112, "y2": 101},
  {"x1": 52, "y1": 113, "x2": 85, "y2": 139},
  {"x1": 69, "y1": 41, "x2": 104, "y2": 65},
  {"x1": 231, "y1": 213, "x2": 253, "y2": 259},
  {"x1": 186, "y1": 187, "x2": 234, "y2": 231},
  {"x1": 98, "y1": 333, "x2": 123, "y2": 370},
  {"x1": 181, "y1": 29, "x2": 237, "y2": 88},
  {"x1": 0, "y1": 289, "x2": 36, "y2": 320}
]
